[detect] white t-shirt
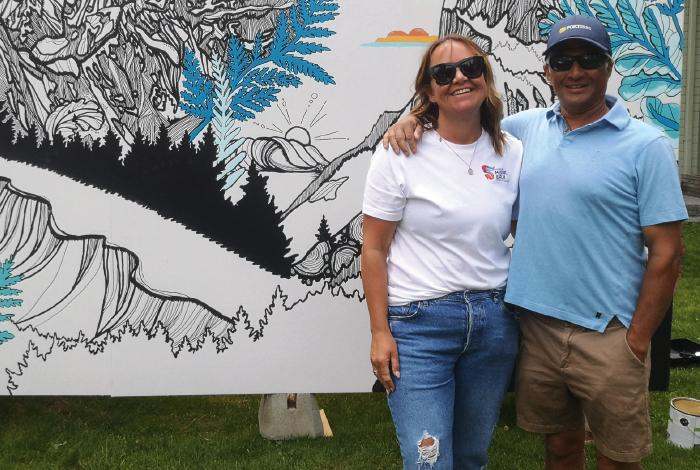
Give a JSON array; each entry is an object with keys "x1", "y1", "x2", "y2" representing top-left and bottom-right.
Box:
[{"x1": 362, "y1": 129, "x2": 523, "y2": 305}]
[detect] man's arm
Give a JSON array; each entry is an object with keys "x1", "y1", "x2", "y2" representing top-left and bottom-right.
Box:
[
  {"x1": 361, "y1": 215, "x2": 400, "y2": 392},
  {"x1": 625, "y1": 221, "x2": 684, "y2": 362},
  {"x1": 382, "y1": 115, "x2": 422, "y2": 155}
]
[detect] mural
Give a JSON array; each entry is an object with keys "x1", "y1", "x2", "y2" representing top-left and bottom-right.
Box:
[{"x1": 0, "y1": 0, "x2": 685, "y2": 395}]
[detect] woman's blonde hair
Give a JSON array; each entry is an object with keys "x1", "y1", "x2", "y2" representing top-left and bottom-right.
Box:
[{"x1": 411, "y1": 34, "x2": 506, "y2": 155}]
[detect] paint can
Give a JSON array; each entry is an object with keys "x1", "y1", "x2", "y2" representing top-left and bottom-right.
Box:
[{"x1": 667, "y1": 397, "x2": 700, "y2": 449}]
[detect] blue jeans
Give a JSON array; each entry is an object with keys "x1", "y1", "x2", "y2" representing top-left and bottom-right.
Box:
[{"x1": 387, "y1": 289, "x2": 519, "y2": 470}]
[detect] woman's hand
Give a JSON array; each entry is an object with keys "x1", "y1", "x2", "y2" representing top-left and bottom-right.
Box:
[
  {"x1": 371, "y1": 330, "x2": 400, "y2": 393},
  {"x1": 382, "y1": 115, "x2": 423, "y2": 155}
]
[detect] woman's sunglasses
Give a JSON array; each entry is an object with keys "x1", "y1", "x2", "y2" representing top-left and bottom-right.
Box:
[
  {"x1": 547, "y1": 53, "x2": 609, "y2": 72},
  {"x1": 429, "y1": 56, "x2": 486, "y2": 86}
]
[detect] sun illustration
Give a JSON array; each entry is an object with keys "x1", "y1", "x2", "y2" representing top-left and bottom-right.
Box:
[{"x1": 252, "y1": 93, "x2": 348, "y2": 144}]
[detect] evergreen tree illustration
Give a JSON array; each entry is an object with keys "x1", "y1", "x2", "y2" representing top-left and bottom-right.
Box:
[
  {"x1": 102, "y1": 127, "x2": 123, "y2": 160},
  {"x1": 232, "y1": 163, "x2": 296, "y2": 276},
  {"x1": 315, "y1": 215, "x2": 333, "y2": 243},
  {"x1": 0, "y1": 258, "x2": 22, "y2": 345},
  {"x1": 0, "y1": 103, "x2": 14, "y2": 156}
]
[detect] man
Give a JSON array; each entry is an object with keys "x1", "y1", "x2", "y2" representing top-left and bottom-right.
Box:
[{"x1": 382, "y1": 15, "x2": 687, "y2": 470}]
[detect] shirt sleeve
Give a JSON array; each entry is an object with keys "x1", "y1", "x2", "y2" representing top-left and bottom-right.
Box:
[
  {"x1": 636, "y1": 137, "x2": 688, "y2": 227},
  {"x1": 362, "y1": 146, "x2": 406, "y2": 222}
]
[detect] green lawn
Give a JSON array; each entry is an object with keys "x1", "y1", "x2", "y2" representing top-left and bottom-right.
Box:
[{"x1": 1, "y1": 224, "x2": 698, "y2": 469}]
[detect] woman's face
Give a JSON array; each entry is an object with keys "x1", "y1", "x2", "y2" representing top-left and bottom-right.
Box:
[{"x1": 427, "y1": 40, "x2": 487, "y2": 120}]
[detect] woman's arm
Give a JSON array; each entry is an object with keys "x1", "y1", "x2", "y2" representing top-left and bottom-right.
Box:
[{"x1": 361, "y1": 214, "x2": 400, "y2": 393}]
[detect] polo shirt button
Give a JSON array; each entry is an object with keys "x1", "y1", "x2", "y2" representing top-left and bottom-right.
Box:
[{"x1": 595, "y1": 312, "x2": 602, "y2": 319}]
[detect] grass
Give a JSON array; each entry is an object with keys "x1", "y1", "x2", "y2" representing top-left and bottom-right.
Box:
[{"x1": 0, "y1": 224, "x2": 698, "y2": 469}]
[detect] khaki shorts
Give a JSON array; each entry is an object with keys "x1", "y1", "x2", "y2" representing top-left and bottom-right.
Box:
[{"x1": 516, "y1": 310, "x2": 652, "y2": 462}]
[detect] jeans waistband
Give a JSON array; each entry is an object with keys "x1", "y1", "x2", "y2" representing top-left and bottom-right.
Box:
[{"x1": 430, "y1": 287, "x2": 506, "y2": 303}]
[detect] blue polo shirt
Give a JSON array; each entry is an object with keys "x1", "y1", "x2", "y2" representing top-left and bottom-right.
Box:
[{"x1": 503, "y1": 96, "x2": 688, "y2": 331}]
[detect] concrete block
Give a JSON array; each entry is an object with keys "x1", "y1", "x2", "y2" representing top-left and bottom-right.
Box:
[{"x1": 258, "y1": 393, "x2": 325, "y2": 440}]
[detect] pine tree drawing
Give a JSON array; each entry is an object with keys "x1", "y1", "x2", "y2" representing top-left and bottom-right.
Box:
[
  {"x1": 232, "y1": 164, "x2": 296, "y2": 276},
  {"x1": 0, "y1": 258, "x2": 22, "y2": 345},
  {"x1": 315, "y1": 215, "x2": 332, "y2": 243}
]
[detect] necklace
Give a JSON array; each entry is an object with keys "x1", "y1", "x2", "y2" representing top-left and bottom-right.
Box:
[{"x1": 438, "y1": 132, "x2": 480, "y2": 175}]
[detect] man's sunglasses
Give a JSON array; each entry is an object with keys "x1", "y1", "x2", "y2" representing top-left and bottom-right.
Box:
[
  {"x1": 547, "y1": 53, "x2": 609, "y2": 72},
  {"x1": 430, "y1": 56, "x2": 486, "y2": 86}
]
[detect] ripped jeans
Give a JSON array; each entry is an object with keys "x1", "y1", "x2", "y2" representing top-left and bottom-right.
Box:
[{"x1": 387, "y1": 289, "x2": 519, "y2": 470}]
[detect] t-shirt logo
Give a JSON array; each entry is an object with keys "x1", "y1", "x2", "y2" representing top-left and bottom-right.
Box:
[{"x1": 482, "y1": 165, "x2": 509, "y2": 182}]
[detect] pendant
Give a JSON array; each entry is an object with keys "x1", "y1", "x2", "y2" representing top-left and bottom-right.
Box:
[{"x1": 468, "y1": 168, "x2": 474, "y2": 175}]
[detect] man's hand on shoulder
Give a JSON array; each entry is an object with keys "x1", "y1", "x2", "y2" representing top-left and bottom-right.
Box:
[{"x1": 382, "y1": 115, "x2": 423, "y2": 155}]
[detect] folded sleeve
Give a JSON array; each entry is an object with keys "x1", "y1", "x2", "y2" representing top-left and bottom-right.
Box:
[{"x1": 362, "y1": 146, "x2": 406, "y2": 222}]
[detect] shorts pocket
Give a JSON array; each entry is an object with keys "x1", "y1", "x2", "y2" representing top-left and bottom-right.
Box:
[
  {"x1": 623, "y1": 334, "x2": 647, "y2": 367},
  {"x1": 387, "y1": 301, "x2": 421, "y2": 321}
]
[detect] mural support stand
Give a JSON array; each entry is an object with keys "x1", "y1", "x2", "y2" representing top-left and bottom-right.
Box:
[{"x1": 258, "y1": 393, "x2": 333, "y2": 440}]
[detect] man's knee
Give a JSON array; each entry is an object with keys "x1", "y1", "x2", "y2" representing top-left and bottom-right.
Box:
[{"x1": 545, "y1": 430, "x2": 585, "y2": 459}]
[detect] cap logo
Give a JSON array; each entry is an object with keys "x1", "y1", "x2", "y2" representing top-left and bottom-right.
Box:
[{"x1": 560, "y1": 24, "x2": 593, "y2": 33}]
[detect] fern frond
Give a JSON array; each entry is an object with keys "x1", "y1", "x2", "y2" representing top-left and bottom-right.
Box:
[
  {"x1": 233, "y1": 87, "x2": 280, "y2": 113},
  {"x1": 252, "y1": 32, "x2": 264, "y2": 60},
  {"x1": 274, "y1": 55, "x2": 335, "y2": 84},
  {"x1": 270, "y1": 10, "x2": 289, "y2": 53},
  {"x1": 227, "y1": 36, "x2": 251, "y2": 83},
  {"x1": 299, "y1": 26, "x2": 334, "y2": 38},
  {"x1": 288, "y1": 41, "x2": 330, "y2": 55}
]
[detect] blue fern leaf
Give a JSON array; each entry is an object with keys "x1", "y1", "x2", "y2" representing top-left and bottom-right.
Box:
[
  {"x1": 0, "y1": 314, "x2": 13, "y2": 321},
  {"x1": 310, "y1": 0, "x2": 340, "y2": 15},
  {"x1": 539, "y1": 11, "x2": 562, "y2": 39},
  {"x1": 230, "y1": 105, "x2": 255, "y2": 121},
  {"x1": 591, "y1": 0, "x2": 624, "y2": 32},
  {"x1": 222, "y1": 167, "x2": 247, "y2": 191},
  {"x1": 573, "y1": 0, "x2": 594, "y2": 16},
  {"x1": 619, "y1": 73, "x2": 682, "y2": 101},
  {"x1": 307, "y1": 13, "x2": 337, "y2": 24},
  {"x1": 272, "y1": 70, "x2": 302, "y2": 87},
  {"x1": 275, "y1": 55, "x2": 335, "y2": 84},
  {"x1": 227, "y1": 36, "x2": 251, "y2": 83},
  {"x1": 560, "y1": 0, "x2": 576, "y2": 17},
  {"x1": 179, "y1": 49, "x2": 214, "y2": 134},
  {"x1": 252, "y1": 33, "x2": 264, "y2": 60},
  {"x1": 0, "y1": 258, "x2": 22, "y2": 289},
  {"x1": 0, "y1": 298, "x2": 21, "y2": 308},
  {"x1": 0, "y1": 287, "x2": 21, "y2": 297},
  {"x1": 211, "y1": 53, "x2": 248, "y2": 191},
  {"x1": 616, "y1": 0, "x2": 647, "y2": 42},
  {"x1": 300, "y1": 26, "x2": 335, "y2": 38},
  {"x1": 615, "y1": 52, "x2": 668, "y2": 76},
  {"x1": 219, "y1": 151, "x2": 248, "y2": 175},
  {"x1": 0, "y1": 331, "x2": 14, "y2": 344},
  {"x1": 288, "y1": 41, "x2": 330, "y2": 55},
  {"x1": 643, "y1": 7, "x2": 668, "y2": 60},
  {"x1": 271, "y1": 11, "x2": 289, "y2": 53},
  {"x1": 234, "y1": 86, "x2": 281, "y2": 114},
  {"x1": 658, "y1": 0, "x2": 684, "y2": 16},
  {"x1": 642, "y1": 97, "x2": 680, "y2": 139},
  {"x1": 290, "y1": 6, "x2": 305, "y2": 40}
]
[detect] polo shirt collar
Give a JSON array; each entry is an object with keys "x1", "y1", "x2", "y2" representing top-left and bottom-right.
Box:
[{"x1": 545, "y1": 95, "x2": 630, "y2": 131}]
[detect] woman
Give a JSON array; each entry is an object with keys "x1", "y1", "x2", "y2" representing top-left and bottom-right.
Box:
[{"x1": 361, "y1": 35, "x2": 523, "y2": 469}]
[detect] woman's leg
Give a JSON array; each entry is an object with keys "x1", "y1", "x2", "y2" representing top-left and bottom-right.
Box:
[
  {"x1": 387, "y1": 297, "x2": 466, "y2": 469},
  {"x1": 453, "y1": 290, "x2": 519, "y2": 470}
]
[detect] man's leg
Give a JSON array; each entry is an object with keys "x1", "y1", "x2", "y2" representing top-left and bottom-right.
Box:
[
  {"x1": 515, "y1": 311, "x2": 586, "y2": 469},
  {"x1": 568, "y1": 319, "x2": 653, "y2": 467},
  {"x1": 544, "y1": 430, "x2": 585, "y2": 470}
]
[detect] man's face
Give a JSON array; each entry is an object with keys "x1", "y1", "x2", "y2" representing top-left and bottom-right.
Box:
[{"x1": 544, "y1": 40, "x2": 613, "y2": 116}]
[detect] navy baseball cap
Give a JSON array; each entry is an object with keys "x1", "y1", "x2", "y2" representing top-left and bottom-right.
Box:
[{"x1": 544, "y1": 15, "x2": 612, "y2": 55}]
